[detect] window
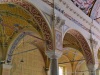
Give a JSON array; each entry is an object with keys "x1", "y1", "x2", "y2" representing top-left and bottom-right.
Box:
[
  {"x1": 59, "y1": 66, "x2": 63, "y2": 75},
  {"x1": 59, "y1": 66, "x2": 67, "y2": 75}
]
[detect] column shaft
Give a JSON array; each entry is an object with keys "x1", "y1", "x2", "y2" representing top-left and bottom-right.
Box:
[
  {"x1": 89, "y1": 70, "x2": 96, "y2": 75},
  {"x1": 50, "y1": 58, "x2": 59, "y2": 75},
  {"x1": 2, "y1": 64, "x2": 12, "y2": 75}
]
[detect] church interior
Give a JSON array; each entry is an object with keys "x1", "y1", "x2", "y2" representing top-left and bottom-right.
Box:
[{"x1": 0, "y1": 0, "x2": 100, "y2": 75}]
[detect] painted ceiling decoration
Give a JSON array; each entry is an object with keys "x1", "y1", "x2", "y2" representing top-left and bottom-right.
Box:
[
  {"x1": 0, "y1": 1, "x2": 55, "y2": 62},
  {"x1": 90, "y1": 0, "x2": 100, "y2": 24},
  {"x1": 63, "y1": 33, "x2": 81, "y2": 51},
  {"x1": 0, "y1": 3, "x2": 44, "y2": 60},
  {"x1": 0, "y1": 4, "x2": 40, "y2": 40},
  {"x1": 70, "y1": 0, "x2": 100, "y2": 26},
  {"x1": 71, "y1": 0, "x2": 96, "y2": 16}
]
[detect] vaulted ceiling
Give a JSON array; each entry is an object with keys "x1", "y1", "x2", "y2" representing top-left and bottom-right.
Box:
[
  {"x1": 0, "y1": 4, "x2": 43, "y2": 49},
  {"x1": 71, "y1": 0, "x2": 95, "y2": 16},
  {"x1": 71, "y1": 0, "x2": 100, "y2": 24}
]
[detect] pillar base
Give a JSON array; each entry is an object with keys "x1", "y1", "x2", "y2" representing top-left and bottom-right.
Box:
[{"x1": 2, "y1": 64, "x2": 12, "y2": 75}]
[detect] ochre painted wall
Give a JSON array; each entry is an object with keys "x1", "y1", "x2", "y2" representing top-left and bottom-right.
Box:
[{"x1": 10, "y1": 45, "x2": 46, "y2": 75}]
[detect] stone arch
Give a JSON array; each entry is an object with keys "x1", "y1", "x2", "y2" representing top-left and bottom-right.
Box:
[
  {"x1": 2, "y1": 1, "x2": 53, "y2": 63},
  {"x1": 10, "y1": 47, "x2": 46, "y2": 75},
  {"x1": 14, "y1": 1, "x2": 53, "y2": 50},
  {"x1": 5, "y1": 29, "x2": 47, "y2": 75},
  {"x1": 63, "y1": 29, "x2": 95, "y2": 70},
  {"x1": 6, "y1": 31, "x2": 39, "y2": 63}
]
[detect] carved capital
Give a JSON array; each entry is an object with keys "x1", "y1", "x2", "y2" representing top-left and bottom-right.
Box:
[
  {"x1": 54, "y1": 16, "x2": 65, "y2": 29},
  {"x1": 45, "y1": 50, "x2": 62, "y2": 59},
  {"x1": 2, "y1": 64, "x2": 12, "y2": 75},
  {"x1": 2, "y1": 64, "x2": 12, "y2": 69}
]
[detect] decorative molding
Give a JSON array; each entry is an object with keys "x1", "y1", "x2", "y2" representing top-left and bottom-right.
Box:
[
  {"x1": 42, "y1": 0, "x2": 54, "y2": 7},
  {"x1": 0, "y1": 0, "x2": 22, "y2": 3}
]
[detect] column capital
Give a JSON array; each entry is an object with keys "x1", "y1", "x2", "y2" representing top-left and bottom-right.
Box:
[
  {"x1": 2, "y1": 64, "x2": 12, "y2": 75},
  {"x1": 2, "y1": 64, "x2": 12, "y2": 69},
  {"x1": 46, "y1": 50, "x2": 62, "y2": 59}
]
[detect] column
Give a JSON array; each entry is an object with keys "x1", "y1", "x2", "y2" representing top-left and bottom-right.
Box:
[
  {"x1": 96, "y1": 69, "x2": 99, "y2": 75},
  {"x1": 50, "y1": 58, "x2": 59, "y2": 75},
  {"x1": 89, "y1": 71, "x2": 96, "y2": 75},
  {"x1": 89, "y1": 70, "x2": 96, "y2": 75},
  {"x1": 88, "y1": 64, "x2": 96, "y2": 75},
  {"x1": 46, "y1": 50, "x2": 62, "y2": 75},
  {"x1": 2, "y1": 64, "x2": 12, "y2": 75}
]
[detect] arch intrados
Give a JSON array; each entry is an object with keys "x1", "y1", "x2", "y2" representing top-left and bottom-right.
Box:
[{"x1": 63, "y1": 29, "x2": 95, "y2": 67}]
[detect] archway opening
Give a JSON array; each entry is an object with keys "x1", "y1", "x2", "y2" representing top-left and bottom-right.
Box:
[
  {"x1": 62, "y1": 29, "x2": 94, "y2": 75},
  {"x1": 0, "y1": 1, "x2": 52, "y2": 75},
  {"x1": 10, "y1": 35, "x2": 46, "y2": 75}
]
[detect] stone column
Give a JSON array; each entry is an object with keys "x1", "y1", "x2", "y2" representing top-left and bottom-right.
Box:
[
  {"x1": 88, "y1": 64, "x2": 96, "y2": 75},
  {"x1": 46, "y1": 50, "x2": 62, "y2": 75},
  {"x1": 2, "y1": 64, "x2": 12, "y2": 75},
  {"x1": 96, "y1": 69, "x2": 99, "y2": 75},
  {"x1": 89, "y1": 70, "x2": 96, "y2": 75}
]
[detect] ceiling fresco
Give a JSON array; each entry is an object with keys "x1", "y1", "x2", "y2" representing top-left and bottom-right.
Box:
[
  {"x1": 90, "y1": 0, "x2": 100, "y2": 24},
  {"x1": 0, "y1": 4, "x2": 42, "y2": 47},
  {"x1": 63, "y1": 33, "x2": 81, "y2": 52},
  {"x1": 71, "y1": 0, "x2": 96, "y2": 16},
  {"x1": 71, "y1": 0, "x2": 100, "y2": 28}
]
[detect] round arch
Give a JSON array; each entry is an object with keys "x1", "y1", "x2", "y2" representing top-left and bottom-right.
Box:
[
  {"x1": 14, "y1": 1, "x2": 53, "y2": 51},
  {"x1": 63, "y1": 29, "x2": 95, "y2": 70},
  {"x1": 0, "y1": 0, "x2": 53, "y2": 63},
  {"x1": 6, "y1": 30, "x2": 43, "y2": 63},
  {"x1": 9, "y1": 34, "x2": 46, "y2": 75}
]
